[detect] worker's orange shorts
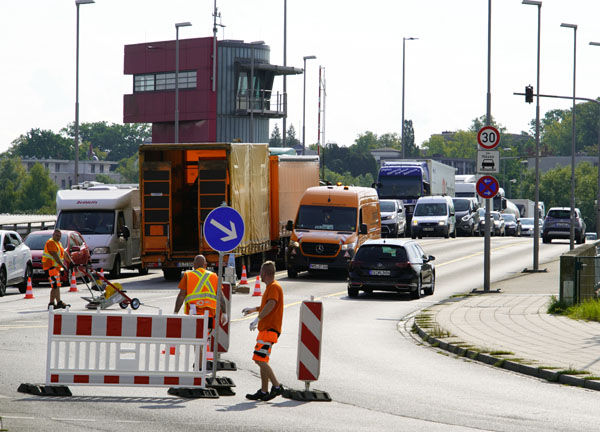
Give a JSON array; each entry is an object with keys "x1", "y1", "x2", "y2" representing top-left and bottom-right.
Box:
[{"x1": 252, "y1": 330, "x2": 279, "y2": 363}]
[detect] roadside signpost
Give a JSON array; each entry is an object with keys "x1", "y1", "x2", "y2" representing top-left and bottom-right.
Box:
[
  {"x1": 476, "y1": 175, "x2": 499, "y2": 199},
  {"x1": 477, "y1": 125, "x2": 500, "y2": 150},
  {"x1": 203, "y1": 205, "x2": 245, "y2": 379}
]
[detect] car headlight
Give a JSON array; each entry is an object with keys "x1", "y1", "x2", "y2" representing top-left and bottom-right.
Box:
[
  {"x1": 341, "y1": 242, "x2": 356, "y2": 251},
  {"x1": 412, "y1": 219, "x2": 419, "y2": 226},
  {"x1": 93, "y1": 247, "x2": 110, "y2": 254},
  {"x1": 462, "y1": 214, "x2": 471, "y2": 222},
  {"x1": 289, "y1": 241, "x2": 300, "y2": 248},
  {"x1": 438, "y1": 220, "x2": 446, "y2": 226}
]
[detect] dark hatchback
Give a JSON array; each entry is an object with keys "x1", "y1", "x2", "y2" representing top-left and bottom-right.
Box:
[{"x1": 347, "y1": 239, "x2": 435, "y2": 300}]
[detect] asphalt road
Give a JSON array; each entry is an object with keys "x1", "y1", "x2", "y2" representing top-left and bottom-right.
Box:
[{"x1": 3, "y1": 236, "x2": 600, "y2": 431}]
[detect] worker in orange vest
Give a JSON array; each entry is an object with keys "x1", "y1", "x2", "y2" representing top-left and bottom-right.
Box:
[
  {"x1": 174, "y1": 254, "x2": 228, "y2": 329},
  {"x1": 43, "y1": 229, "x2": 72, "y2": 309}
]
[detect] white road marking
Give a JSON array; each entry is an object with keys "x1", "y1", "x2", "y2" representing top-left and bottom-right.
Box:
[
  {"x1": 51, "y1": 418, "x2": 97, "y2": 422},
  {"x1": 1, "y1": 415, "x2": 35, "y2": 419}
]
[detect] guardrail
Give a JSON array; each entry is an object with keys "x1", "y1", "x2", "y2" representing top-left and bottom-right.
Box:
[{"x1": 0, "y1": 214, "x2": 56, "y2": 237}]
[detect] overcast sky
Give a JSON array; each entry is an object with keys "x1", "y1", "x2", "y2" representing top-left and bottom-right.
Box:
[{"x1": 3, "y1": 0, "x2": 600, "y2": 154}]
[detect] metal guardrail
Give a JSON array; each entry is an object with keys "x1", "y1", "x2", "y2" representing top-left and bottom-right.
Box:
[{"x1": 0, "y1": 214, "x2": 56, "y2": 237}]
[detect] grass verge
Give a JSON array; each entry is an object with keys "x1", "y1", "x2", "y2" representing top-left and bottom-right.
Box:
[{"x1": 548, "y1": 295, "x2": 600, "y2": 322}]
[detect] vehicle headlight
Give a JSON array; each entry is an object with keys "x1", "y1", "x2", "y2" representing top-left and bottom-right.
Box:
[
  {"x1": 438, "y1": 220, "x2": 446, "y2": 226},
  {"x1": 382, "y1": 215, "x2": 391, "y2": 221},
  {"x1": 290, "y1": 241, "x2": 300, "y2": 248},
  {"x1": 462, "y1": 214, "x2": 471, "y2": 222},
  {"x1": 412, "y1": 219, "x2": 419, "y2": 226},
  {"x1": 341, "y1": 242, "x2": 356, "y2": 251},
  {"x1": 93, "y1": 247, "x2": 110, "y2": 254}
]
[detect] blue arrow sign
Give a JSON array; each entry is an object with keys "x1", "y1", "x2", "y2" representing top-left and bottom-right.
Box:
[{"x1": 203, "y1": 206, "x2": 245, "y2": 252}]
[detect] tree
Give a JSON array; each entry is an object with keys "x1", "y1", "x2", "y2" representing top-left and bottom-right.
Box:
[
  {"x1": 402, "y1": 120, "x2": 420, "y2": 157},
  {"x1": 286, "y1": 125, "x2": 301, "y2": 148},
  {"x1": 116, "y1": 154, "x2": 139, "y2": 183},
  {"x1": 95, "y1": 174, "x2": 116, "y2": 184},
  {"x1": 0, "y1": 158, "x2": 27, "y2": 213},
  {"x1": 269, "y1": 124, "x2": 283, "y2": 147},
  {"x1": 17, "y1": 163, "x2": 58, "y2": 214},
  {"x1": 8, "y1": 128, "x2": 73, "y2": 160}
]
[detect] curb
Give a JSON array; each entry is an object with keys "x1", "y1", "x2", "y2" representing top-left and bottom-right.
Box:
[{"x1": 413, "y1": 319, "x2": 600, "y2": 392}]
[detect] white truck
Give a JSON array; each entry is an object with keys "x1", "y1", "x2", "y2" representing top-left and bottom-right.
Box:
[
  {"x1": 55, "y1": 186, "x2": 145, "y2": 278},
  {"x1": 511, "y1": 199, "x2": 536, "y2": 218}
]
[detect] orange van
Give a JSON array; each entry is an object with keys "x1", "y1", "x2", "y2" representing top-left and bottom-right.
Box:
[{"x1": 285, "y1": 185, "x2": 381, "y2": 277}]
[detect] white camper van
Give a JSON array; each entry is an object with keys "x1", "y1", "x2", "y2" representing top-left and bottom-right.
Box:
[{"x1": 55, "y1": 186, "x2": 145, "y2": 277}]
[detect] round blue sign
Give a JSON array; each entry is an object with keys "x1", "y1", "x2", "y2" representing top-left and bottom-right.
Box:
[{"x1": 203, "y1": 206, "x2": 245, "y2": 252}]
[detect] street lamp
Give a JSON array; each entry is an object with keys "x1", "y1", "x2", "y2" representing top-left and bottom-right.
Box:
[
  {"x1": 249, "y1": 41, "x2": 265, "y2": 143},
  {"x1": 523, "y1": 0, "x2": 542, "y2": 269},
  {"x1": 509, "y1": 179, "x2": 517, "y2": 199},
  {"x1": 561, "y1": 22, "x2": 577, "y2": 250},
  {"x1": 302, "y1": 55, "x2": 316, "y2": 155},
  {"x1": 502, "y1": 147, "x2": 512, "y2": 188},
  {"x1": 401, "y1": 37, "x2": 418, "y2": 159},
  {"x1": 74, "y1": 0, "x2": 94, "y2": 186},
  {"x1": 588, "y1": 41, "x2": 600, "y2": 239},
  {"x1": 175, "y1": 21, "x2": 192, "y2": 144}
]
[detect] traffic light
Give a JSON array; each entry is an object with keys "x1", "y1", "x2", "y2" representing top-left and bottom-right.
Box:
[{"x1": 525, "y1": 85, "x2": 534, "y2": 103}]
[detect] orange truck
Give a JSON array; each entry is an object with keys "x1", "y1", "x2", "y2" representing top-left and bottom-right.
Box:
[{"x1": 138, "y1": 143, "x2": 319, "y2": 280}]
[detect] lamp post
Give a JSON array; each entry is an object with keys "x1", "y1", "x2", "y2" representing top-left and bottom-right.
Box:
[
  {"x1": 502, "y1": 147, "x2": 512, "y2": 188},
  {"x1": 523, "y1": 0, "x2": 542, "y2": 270},
  {"x1": 175, "y1": 21, "x2": 192, "y2": 144},
  {"x1": 589, "y1": 42, "x2": 600, "y2": 239},
  {"x1": 509, "y1": 179, "x2": 517, "y2": 199},
  {"x1": 74, "y1": 0, "x2": 94, "y2": 186},
  {"x1": 249, "y1": 41, "x2": 265, "y2": 143},
  {"x1": 302, "y1": 55, "x2": 316, "y2": 155},
  {"x1": 401, "y1": 37, "x2": 418, "y2": 159},
  {"x1": 282, "y1": 0, "x2": 287, "y2": 147},
  {"x1": 561, "y1": 22, "x2": 577, "y2": 250}
]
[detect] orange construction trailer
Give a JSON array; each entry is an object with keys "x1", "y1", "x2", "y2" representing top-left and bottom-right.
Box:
[{"x1": 139, "y1": 143, "x2": 319, "y2": 280}]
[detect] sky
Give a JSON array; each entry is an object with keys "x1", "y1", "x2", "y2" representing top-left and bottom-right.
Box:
[{"x1": 3, "y1": 0, "x2": 600, "y2": 154}]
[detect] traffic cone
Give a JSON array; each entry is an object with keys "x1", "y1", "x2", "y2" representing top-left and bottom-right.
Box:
[
  {"x1": 24, "y1": 277, "x2": 34, "y2": 299},
  {"x1": 239, "y1": 265, "x2": 249, "y2": 286},
  {"x1": 68, "y1": 272, "x2": 78, "y2": 292},
  {"x1": 252, "y1": 276, "x2": 262, "y2": 297},
  {"x1": 99, "y1": 268, "x2": 105, "y2": 279}
]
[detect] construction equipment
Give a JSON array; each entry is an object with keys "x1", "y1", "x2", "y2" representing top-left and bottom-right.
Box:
[{"x1": 76, "y1": 265, "x2": 141, "y2": 310}]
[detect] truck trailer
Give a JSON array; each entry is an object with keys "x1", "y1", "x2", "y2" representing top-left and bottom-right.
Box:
[{"x1": 138, "y1": 143, "x2": 319, "y2": 280}]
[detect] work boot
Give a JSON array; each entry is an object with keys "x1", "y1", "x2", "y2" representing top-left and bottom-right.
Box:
[
  {"x1": 261, "y1": 385, "x2": 283, "y2": 401},
  {"x1": 245, "y1": 389, "x2": 268, "y2": 401},
  {"x1": 56, "y1": 301, "x2": 70, "y2": 309},
  {"x1": 48, "y1": 302, "x2": 55, "y2": 310}
]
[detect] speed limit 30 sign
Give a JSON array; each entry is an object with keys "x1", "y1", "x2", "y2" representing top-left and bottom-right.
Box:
[{"x1": 477, "y1": 125, "x2": 500, "y2": 150}]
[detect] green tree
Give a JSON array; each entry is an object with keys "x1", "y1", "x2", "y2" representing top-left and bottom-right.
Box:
[
  {"x1": 95, "y1": 174, "x2": 116, "y2": 184},
  {"x1": 0, "y1": 158, "x2": 27, "y2": 213},
  {"x1": 286, "y1": 125, "x2": 300, "y2": 147},
  {"x1": 17, "y1": 163, "x2": 58, "y2": 214},
  {"x1": 269, "y1": 124, "x2": 283, "y2": 147},
  {"x1": 8, "y1": 128, "x2": 73, "y2": 159},
  {"x1": 116, "y1": 154, "x2": 139, "y2": 183},
  {"x1": 402, "y1": 120, "x2": 420, "y2": 157}
]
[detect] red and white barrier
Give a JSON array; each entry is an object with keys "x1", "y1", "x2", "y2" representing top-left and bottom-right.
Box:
[
  {"x1": 215, "y1": 282, "x2": 231, "y2": 353},
  {"x1": 297, "y1": 299, "x2": 323, "y2": 382},
  {"x1": 46, "y1": 308, "x2": 210, "y2": 389}
]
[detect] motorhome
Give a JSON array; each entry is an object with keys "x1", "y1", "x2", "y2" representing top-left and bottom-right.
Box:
[{"x1": 55, "y1": 186, "x2": 144, "y2": 278}]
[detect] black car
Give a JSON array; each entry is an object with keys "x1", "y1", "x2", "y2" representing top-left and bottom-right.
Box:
[
  {"x1": 543, "y1": 207, "x2": 586, "y2": 244},
  {"x1": 453, "y1": 197, "x2": 480, "y2": 236},
  {"x1": 347, "y1": 239, "x2": 435, "y2": 300},
  {"x1": 502, "y1": 214, "x2": 521, "y2": 236}
]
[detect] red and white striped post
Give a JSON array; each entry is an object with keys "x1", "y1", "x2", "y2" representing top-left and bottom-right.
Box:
[{"x1": 297, "y1": 296, "x2": 323, "y2": 391}]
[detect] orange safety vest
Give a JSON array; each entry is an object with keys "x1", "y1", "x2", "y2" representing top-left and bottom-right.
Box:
[
  {"x1": 184, "y1": 268, "x2": 218, "y2": 317},
  {"x1": 42, "y1": 239, "x2": 64, "y2": 271}
]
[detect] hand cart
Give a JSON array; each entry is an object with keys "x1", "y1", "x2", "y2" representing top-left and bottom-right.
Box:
[{"x1": 76, "y1": 265, "x2": 141, "y2": 310}]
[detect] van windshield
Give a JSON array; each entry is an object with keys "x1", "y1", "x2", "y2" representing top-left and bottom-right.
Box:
[
  {"x1": 414, "y1": 203, "x2": 447, "y2": 217},
  {"x1": 377, "y1": 176, "x2": 422, "y2": 199},
  {"x1": 379, "y1": 201, "x2": 397, "y2": 212},
  {"x1": 452, "y1": 199, "x2": 470, "y2": 212},
  {"x1": 296, "y1": 206, "x2": 357, "y2": 232},
  {"x1": 56, "y1": 210, "x2": 115, "y2": 235}
]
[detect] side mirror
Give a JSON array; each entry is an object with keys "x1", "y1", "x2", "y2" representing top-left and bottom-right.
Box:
[
  {"x1": 4, "y1": 243, "x2": 15, "y2": 252},
  {"x1": 359, "y1": 223, "x2": 368, "y2": 234},
  {"x1": 286, "y1": 220, "x2": 294, "y2": 231},
  {"x1": 427, "y1": 255, "x2": 436, "y2": 262},
  {"x1": 120, "y1": 226, "x2": 131, "y2": 240}
]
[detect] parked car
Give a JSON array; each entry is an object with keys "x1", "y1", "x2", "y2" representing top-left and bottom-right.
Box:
[
  {"x1": 24, "y1": 230, "x2": 91, "y2": 286},
  {"x1": 453, "y1": 197, "x2": 480, "y2": 236},
  {"x1": 411, "y1": 195, "x2": 456, "y2": 239},
  {"x1": 379, "y1": 199, "x2": 406, "y2": 238},
  {"x1": 520, "y1": 217, "x2": 542, "y2": 237},
  {"x1": 0, "y1": 230, "x2": 33, "y2": 296},
  {"x1": 542, "y1": 207, "x2": 586, "y2": 244},
  {"x1": 347, "y1": 239, "x2": 435, "y2": 300},
  {"x1": 502, "y1": 214, "x2": 521, "y2": 236},
  {"x1": 586, "y1": 232, "x2": 598, "y2": 241}
]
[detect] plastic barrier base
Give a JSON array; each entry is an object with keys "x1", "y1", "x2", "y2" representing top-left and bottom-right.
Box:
[
  {"x1": 207, "y1": 359, "x2": 238, "y2": 371},
  {"x1": 282, "y1": 387, "x2": 332, "y2": 402},
  {"x1": 18, "y1": 383, "x2": 72, "y2": 397},
  {"x1": 167, "y1": 387, "x2": 219, "y2": 398},
  {"x1": 206, "y1": 376, "x2": 236, "y2": 396}
]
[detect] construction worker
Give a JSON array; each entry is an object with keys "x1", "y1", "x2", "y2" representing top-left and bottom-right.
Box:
[
  {"x1": 43, "y1": 229, "x2": 72, "y2": 309},
  {"x1": 243, "y1": 260, "x2": 284, "y2": 402},
  {"x1": 174, "y1": 254, "x2": 228, "y2": 330}
]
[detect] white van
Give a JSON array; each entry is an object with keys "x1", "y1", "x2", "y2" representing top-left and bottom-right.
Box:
[
  {"x1": 55, "y1": 186, "x2": 145, "y2": 277},
  {"x1": 411, "y1": 195, "x2": 456, "y2": 239}
]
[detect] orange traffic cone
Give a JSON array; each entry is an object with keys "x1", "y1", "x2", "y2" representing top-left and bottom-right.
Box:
[
  {"x1": 69, "y1": 272, "x2": 79, "y2": 292},
  {"x1": 99, "y1": 268, "x2": 105, "y2": 279},
  {"x1": 24, "y1": 277, "x2": 34, "y2": 299},
  {"x1": 252, "y1": 276, "x2": 262, "y2": 297},
  {"x1": 239, "y1": 265, "x2": 249, "y2": 286}
]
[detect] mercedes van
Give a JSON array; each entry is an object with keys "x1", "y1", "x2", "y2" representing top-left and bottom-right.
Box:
[
  {"x1": 410, "y1": 195, "x2": 456, "y2": 239},
  {"x1": 286, "y1": 185, "x2": 380, "y2": 277}
]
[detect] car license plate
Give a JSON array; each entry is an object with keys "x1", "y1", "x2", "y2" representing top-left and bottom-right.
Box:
[
  {"x1": 369, "y1": 270, "x2": 391, "y2": 276},
  {"x1": 558, "y1": 223, "x2": 569, "y2": 227},
  {"x1": 33, "y1": 269, "x2": 45, "y2": 274},
  {"x1": 309, "y1": 264, "x2": 328, "y2": 270},
  {"x1": 423, "y1": 227, "x2": 434, "y2": 231},
  {"x1": 177, "y1": 262, "x2": 193, "y2": 268}
]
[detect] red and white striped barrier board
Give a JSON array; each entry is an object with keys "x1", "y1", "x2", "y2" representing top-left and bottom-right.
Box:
[
  {"x1": 215, "y1": 282, "x2": 231, "y2": 353},
  {"x1": 46, "y1": 308, "x2": 210, "y2": 389},
  {"x1": 297, "y1": 300, "x2": 323, "y2": 382}
]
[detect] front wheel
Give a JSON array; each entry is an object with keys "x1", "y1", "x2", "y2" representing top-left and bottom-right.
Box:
[
  {"x1": 0, "y1": 268, "x2": 6, "y2": 297},
  {"x1": 119, "y1": 301, "x2": 128, "y2": 309},
  {"x1": 109, "y1": 256, "x2": 121, "y2": 279}
]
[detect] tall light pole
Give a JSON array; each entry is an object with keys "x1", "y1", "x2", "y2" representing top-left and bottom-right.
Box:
[
  {"x1": 74, "y1": 0, "x2": 94, "y2": 186},
  {"x1": 302, "y1": 55, "x2": 316, "y2": 155},
  {"x1": 401, "y1": 37, "x2": 418, "y2": 159},
  {"x1": 589, "y1": 41, "x2": 600, "y2": 239},
  {"x1": 282, "y1": 0, "x2": 287, "y2": 147},
  {"x1": 561, "y1": 22, "x2": 577, "y2": 250},
  {"x1": 175, "y1": 22, "x2": 192, "y2": 144},
  {"x1": 249, "y1": 41, "x2": 265, "y2": 143},
  {"x1": 523, "y1": 0, "x2": 542, "y2": 270}
]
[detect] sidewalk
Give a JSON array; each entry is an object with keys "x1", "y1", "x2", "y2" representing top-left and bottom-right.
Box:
[{"x1": 415, "y1": 259, "x2": 600, "y2": 389}]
